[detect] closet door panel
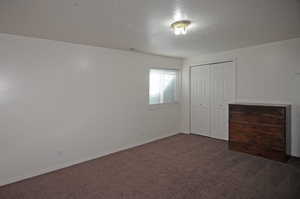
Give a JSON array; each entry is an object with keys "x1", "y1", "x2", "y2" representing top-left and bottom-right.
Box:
[
  {"x1": 191, "y1": 66, "x2": 210, "y2": 137},
  {"x1": 210, "y1": 62, "x2": 236, "y2": 140},
  {"x1": 210, "y1": 64, "x2": 226, "y2": 140}
]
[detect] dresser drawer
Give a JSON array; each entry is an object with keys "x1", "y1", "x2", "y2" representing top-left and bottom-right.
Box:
[
  {"x1": 230, "y1": 129, "x2": 284, "y2": 151},
  {"x1": 229, "y1": 121, "x2": 285, "y2": 138},
  {"x1": 229, "y1": 141, "x2": 288, "y2": 162},
  {"x1": 229, "y1": 122, "x2": 285, "y2": 151},
  {"x1": 229, "y1": 105, "x2": 285, "y2": 126}
]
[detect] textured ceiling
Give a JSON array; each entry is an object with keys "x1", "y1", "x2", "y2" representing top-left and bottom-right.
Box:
[{"x1": 0, "y1": 0, "x2": 300, "y2": 58}]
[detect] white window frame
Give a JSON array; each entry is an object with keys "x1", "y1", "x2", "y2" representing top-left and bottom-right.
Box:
[{"x1": 148, "y1": 68, "x2": 179, "y2": 106}]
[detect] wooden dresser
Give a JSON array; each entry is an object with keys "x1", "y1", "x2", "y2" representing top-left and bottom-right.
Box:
[{"x1": 229, "y1": 103, "x2": 291, "y2": 162}]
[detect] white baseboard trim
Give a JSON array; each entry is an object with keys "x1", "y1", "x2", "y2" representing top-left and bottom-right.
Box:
[
  {"x1": 180, "y1": 130, "x2": 190, "y2": 134},
  {"x1": 0, "y1": 132, "x2": 179, "y2": 187}
]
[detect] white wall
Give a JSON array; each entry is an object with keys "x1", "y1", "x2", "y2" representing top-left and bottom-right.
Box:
[
  {"x1": 0, "y1": 33, "x2": 182, "y2": 186},
  {"x1": 182, "y1": 38, "x2": 300, "y2": 157}
]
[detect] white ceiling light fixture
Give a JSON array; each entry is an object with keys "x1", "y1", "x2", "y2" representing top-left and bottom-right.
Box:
[{"x1": 171, "y1": 20, "x2": 191, "y2": 35}]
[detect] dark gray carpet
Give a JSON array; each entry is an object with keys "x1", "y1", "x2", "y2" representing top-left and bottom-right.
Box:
[{"x1": 0, "y1": 133, "x2": 299, "y2": 199}]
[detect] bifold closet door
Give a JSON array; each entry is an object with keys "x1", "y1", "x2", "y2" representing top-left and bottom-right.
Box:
[
  {"x1": 210, "y1": 62, "x2": 235, "y2": 140},
  {"x1": 191, "y1": 65, "x2": 210, "y2": 137}
]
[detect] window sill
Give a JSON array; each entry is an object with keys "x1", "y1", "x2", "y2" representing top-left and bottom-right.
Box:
[{"x1": 148, "y1": 102, "x2": 179, "y2": 110}]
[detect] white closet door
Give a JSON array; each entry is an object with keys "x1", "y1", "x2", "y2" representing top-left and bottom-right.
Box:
[
  {"x1": 210, "y1": 62, "x2": 235, "y2": 140},
  {"x1": 191, "y1": 65, "x2": 210, "y2": 137}
]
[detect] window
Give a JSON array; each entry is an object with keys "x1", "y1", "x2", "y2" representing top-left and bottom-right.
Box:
[{"x1": 149, "y1": 69, "x2": 178, "y2": 105}]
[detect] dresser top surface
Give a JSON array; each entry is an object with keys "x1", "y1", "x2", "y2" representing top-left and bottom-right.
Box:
[{"x1": 230, "y1": 102, "x2": 291, "y2": 107}]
